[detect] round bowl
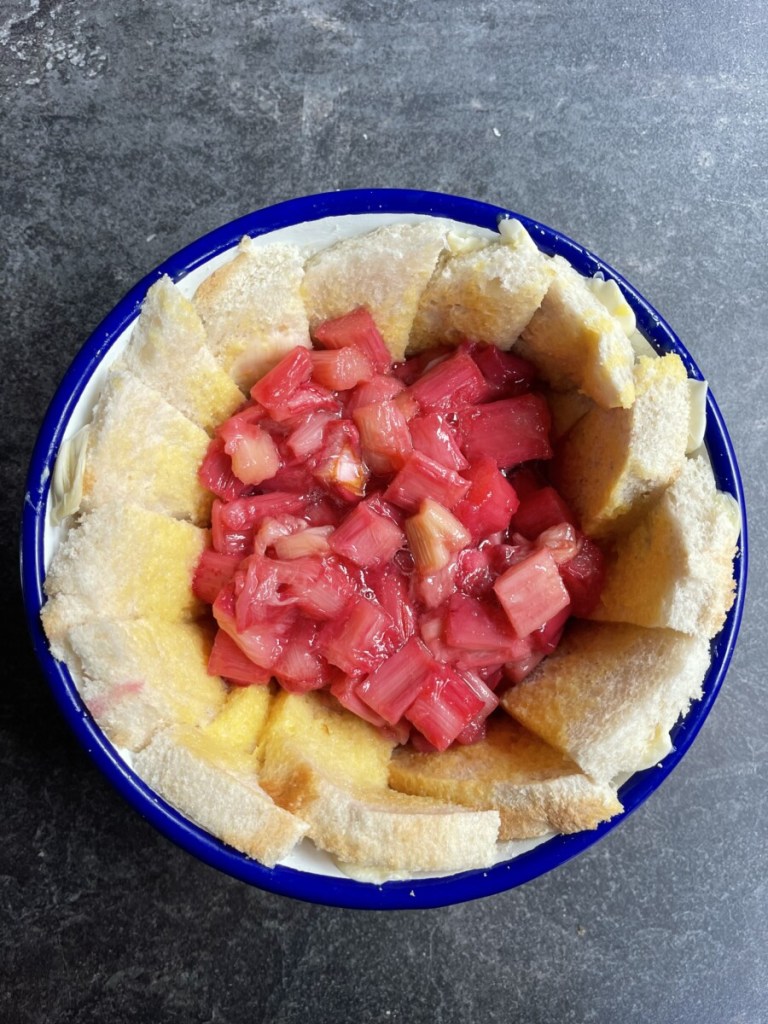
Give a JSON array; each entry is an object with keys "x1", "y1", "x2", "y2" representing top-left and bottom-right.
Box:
[{"x1": 21, "y1": 189, "x2": 748, "y2": 909}]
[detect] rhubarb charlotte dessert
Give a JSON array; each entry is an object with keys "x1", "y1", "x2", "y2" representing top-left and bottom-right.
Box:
[{"x1": 40, "y1": 214, "x2": 740, "y2": 878}]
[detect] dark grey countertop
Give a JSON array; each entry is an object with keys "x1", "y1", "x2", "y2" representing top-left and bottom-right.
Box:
[{"x1": 2, "y1": 2, "x2": 767, "y2": 1021}]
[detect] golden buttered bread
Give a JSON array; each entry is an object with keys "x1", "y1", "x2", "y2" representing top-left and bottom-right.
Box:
[{"x1": 41, "y1": 218, "x2": 740, "y2": 874}]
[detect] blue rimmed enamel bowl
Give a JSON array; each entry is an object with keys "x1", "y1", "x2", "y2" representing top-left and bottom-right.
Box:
[{"x1": 20, "y1": 189, "x2": 748, "y2": 909}]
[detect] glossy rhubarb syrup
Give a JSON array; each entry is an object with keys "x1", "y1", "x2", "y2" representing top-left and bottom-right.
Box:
[{"x1": 194, "y1": 309, "x2": 605, "y2": 752}]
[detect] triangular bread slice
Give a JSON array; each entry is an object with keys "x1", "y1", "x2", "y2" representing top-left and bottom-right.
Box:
[
  {"x1": 302, "y1": 220, "x2": 451, "y2": 361},
  {"x1": 193, "y1": 238, "x2": 310, "y2": 390},
  {"x1": 502, "y1": 621, "x2": 710, "y2": 783},
  {"x1": 409, "y1": 220, "x2": 553, "y2": 352},
  {"x1": 389, "y1": 715, "x2": 622, "y2": 840},
  {"x1": 65, "y1": 618, "x2": 226, "y2": 750},
  {"x1": 42, "y1": 504, "x2": 207, "y2": 659},
  {"x1": 259, "y1": 691, "x2": 500, "y2": 873},
  {"x1": 123, "y1": 275, "x2": 244, "y2": 433},
  {"x1": 554, "y1": 353, "x2": 690, "y2": 538},
  {"x1": 80, "y1": 369, "x2": 212, "y2": 525},
  {"x1": 518, "y1": 256, "x2": 636, "y2": 408},
  {"x1": 591, "y1": 455, "x2": 740, "y2": 637},
  {"x1": 133, "y1": 727, "x2": 308, "y2": 867}
]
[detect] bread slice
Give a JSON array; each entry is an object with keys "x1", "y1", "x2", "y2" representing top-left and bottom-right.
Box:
[
  {"x1": 502, "y1": 620, "x2": 710, "y2": 783},
  {"x1": 132, "y1": 727, "x2": 308, "y2": 867},
  {"x1": 554, "y1": 353, "x2": 690, "y2": 538},
  {"x1": 409, "y1": 220, "x2": 553, "y2": 352},
  {"x1": 202, "y1": 684, "x2": 273, "y2": 758},
  {"x1": 193, "y1": 238, "x2": 310, "y2": 390},
  {"x1": 123, "y1": 275, "x2": 244, "y2": 433},
  {"x1": 80, "y1": 369, "x2": 212, "y2": 526},
  {"x1": 260, "y1": 691, "x2": 500, "y2": 872},
  {"x1": 591, "y1": 455, "x2": 740, "y2": 637},
  {"x1": 302, "y1": 220, "x2": 450, "y2": 361},
  {"x1": 546, "y1": 388, "x2": 595, "y2": 442},
  {"x1": 389, "y1": 715, "x2": 622, "y2": 840},
  {"x1": 518, "y1": 256, "x2": 636, "y2": 408},
  {"x1": 66, "y1": 618, "x2": 226, "y2": 750},
  {"x1": 42, "y1": 504, "x2": 207, "y2": 659}
]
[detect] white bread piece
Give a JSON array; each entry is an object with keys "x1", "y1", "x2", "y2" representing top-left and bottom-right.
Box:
[
  {"x1": 591, "y1": 455, "x2": 740, "y2": 638},
  {"x1": 123, "y1": 275, "x2": 243, "y2": 433},
  {"x1": 133, "y1": 727, "x2": 308, "y2": 867},
  {"x1": 193, "y1": 238, "x2": 310, "y2": 390},
  {"x1": 409, "y1": 220, "x2": 553, "y2": 352},
  {"x1": 66, "y1": 618, "x2": 226, "y2": 751},
  {"x1": 42, "y1": 504, "x2": 207, "y2": 659},
  {"x1": 303, "y1": 220, "x2": 450, "y2": 361},
  {"x1": 555, "y1": 353, "x2": 691, "y2": 538},
  {"x1": 502, "y1": 620, "x2": 710, "y2": 783},
  {"x1": 80, "y1": 369, "x2": 212, "y2": 526},
  {"x1": 389, "y1": 715, "x2": 622, "y2": 840},
  {"x1": 518, "y1": 256, "x2": 636, "y2": 408},
  {"x1": 546, "y1": 388, "x2": 595, "y2": 442},
  {"x1": 260, "y1": 692, "x2": 499, "y2": 872}
]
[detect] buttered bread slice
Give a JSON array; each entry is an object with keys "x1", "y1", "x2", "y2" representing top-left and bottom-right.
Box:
[
  {"x1": 80, "y1": 369, "x2": 212, "y2": 525},
  {"x1": 591, "y1": 455, "x2": 740, "y2": 637},
  {"x1": 502, "y1": 621, "x2": 710, "y2": 783},
  {"x1": 518, "y1": 256, "x2": 636, "y2": 408},
  {"x1": 42, "y1": 504, "x2": 207, "y2": 659},
  {"x1": 389, "y1": 715, "x2": 622, "y2": 840},
  {"x1": 554, "y1": 353, "x2": 690, "y2": 538},
  {"x1": 124, "y1": 275, "x2": 244, "y2": 433},
  {"x1": 303, "y1": 220, "x2": 451, "y2": 361},
  {"x1": 194, "y1": 238, "x2": 310, "y2": 390},
  {"x1": 410, "y1": 219, "x2": 553, "y2": 352},
  {"x1": 260, "y1": 691, "x2": 500, "y2": 873},
  {"x1": 133, "y1": 726, "x2": 308, "y2": 867},
  {"x1": 66, "y1": 618, "x2": 226, "y2": 751}
]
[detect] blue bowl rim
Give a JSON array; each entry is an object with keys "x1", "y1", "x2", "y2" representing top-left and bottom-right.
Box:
[{"x1": 20, "y1": 187, "x2": 748, "y2": 911}]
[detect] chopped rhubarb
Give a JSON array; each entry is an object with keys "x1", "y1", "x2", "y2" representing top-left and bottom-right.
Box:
[
  {"x1": 208, "y1": 628, "x2": 273, "y2": 686},
  {"x1": 510, "y1": 485, "x2": 576, "y2": 539},
  {"x1": 493, "y1": 547, "x2": 571, "y2": 638},
  {"x1": 409, "y1": 413, "x2": 468, "y2": 471},
  {"x1": 357, "y1": 637, "x2": 435, "y2": 724},
  {"x1": 312, "y1": 307, "x2": 392, "y2": 374},
  {"x1": 458, "y1": 393, "x2": 552, "y2": 469},
  {"x1": 352, "y1": 400, "x2": 413, "y2": 475},
  {"x1": 310, "y1": 347, "x2": 374, "y2": 390},
  {"x1": 407, "y1": 350, "x2": 488, "y2": 411},
  {"x1": 318, "y1": 595, "x2": 391, "y2": 675},
  {"x1": 250, "y1": 346, "x2": 313, "y2": 411},
  {"x1": 453, "y1": 456, "x2": 519, "y2": 541},
  {"x1": 384, "y1": 451, "x2": 470, "y2": 512},
  {"x1": 559, "y1": 535, "x2": 606, "y2": 617},
  {"x1": 198, "y1": 437, "x2": 249, "y2": 502},
  {"x1": 405, "y1": 499, "x2": 471, "y2": 574},
  {"x1": 195, "y1": 323, "x2": 596, "y2": 751},
  {"x1": 193, "y1": 548, "x2": 241, "y2": 604},
  {"x1": 329, "y1": 499, "x2": 405, "y2": 568},
  {"x1": 472, "y1": 344, "x2": 538, "y2": 398},
  {"x1": 405, "y1": 664, "x2": 492, "y2": 752},
  {"x1": 311, "y1": 419, "x2": 369, "y2": 501}
]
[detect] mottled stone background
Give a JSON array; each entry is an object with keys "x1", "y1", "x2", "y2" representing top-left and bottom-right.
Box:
[{"x1": 2, "y1": 1, "x2": 766, "y2": 1021}]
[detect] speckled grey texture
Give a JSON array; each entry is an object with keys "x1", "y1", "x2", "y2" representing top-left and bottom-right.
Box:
[{"x1": 2, "y1": 1, "x2": 767, "y2": 1021}]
